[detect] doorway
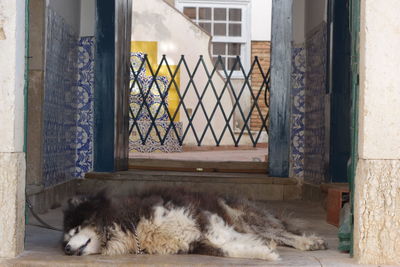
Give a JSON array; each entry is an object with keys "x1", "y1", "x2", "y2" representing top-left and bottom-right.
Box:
[
  {"x1": 21, "y1": 0, "x2": 362, "y2": 264},
  {"x1": 125, "y1": 0, "x2": 272, "y2": 174}
]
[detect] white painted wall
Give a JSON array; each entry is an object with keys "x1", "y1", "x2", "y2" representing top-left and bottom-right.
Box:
[
  {"x1": 132, "y1": 0, "x2": 234, "y2": 146},
  {"x1": 292, "y1": 0, "x2": 305, "y2": 43},
  {"x1": 0, "y1": 0, "x2": 26, "y2": 153},
  {"x1": 251, "y1": 0, "x2": 271, "y2": 41},
  {"x1": 292, "y1": 0, "x2": 328, "y2": 43},
  {"x1": 80, "y1": 0, "x2": 95, "y2": 36},
  {"x1": 46, "y1": 0, "x2": 81, "y2": 34},
  {"x1": 0, "y1": 0, "x2": 26, "y2": 258},
  {"x1": 357, "y1": 1, "x2": 400, "y2": 160},
  {"x1": 305, "y1": 0, "x2": 327, "y2": 33},
  {"x1": 354, "y1": 2, "x2": 400, "y2": 263}
]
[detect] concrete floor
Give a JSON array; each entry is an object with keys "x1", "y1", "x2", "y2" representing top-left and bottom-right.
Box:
[
  {"x1": 1, "y1": 200, "x2": 384, "y2": 266},
  {"x1": 129, "y1": 147, "x2": 268, "y2": 162}
]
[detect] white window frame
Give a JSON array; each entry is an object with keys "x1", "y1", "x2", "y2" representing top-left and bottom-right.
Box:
[{"x1": 176, "y1": 0, "x2": 251, "y2": 78}]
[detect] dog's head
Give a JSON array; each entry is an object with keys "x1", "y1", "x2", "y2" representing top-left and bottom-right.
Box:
[{"x1": 63, "y1": 191, "x2": 109, "y2": 256}]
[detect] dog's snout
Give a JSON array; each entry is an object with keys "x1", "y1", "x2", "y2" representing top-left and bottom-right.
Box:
[{"x1": 64, "y1": 244, "x2": 73, "y2": 255}]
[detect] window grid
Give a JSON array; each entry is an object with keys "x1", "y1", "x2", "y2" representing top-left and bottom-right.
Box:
[
  {"x1": 182, "y1": 5, "x2": 247, "y2": 73},
  {"x1": 185, "y1": 7, "x2": 242, "y2": 37}
]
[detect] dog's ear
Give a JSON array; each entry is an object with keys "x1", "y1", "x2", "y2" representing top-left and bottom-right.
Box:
[
  {"x1": 65, "y1": 189, "x2": 110, "y2": 210},
  {"x1": 67, "y1": 195, "x2": 89, "y2": 209},
  {"x1": 90, "y1": 189, "x2": 111, "y2": 207}
]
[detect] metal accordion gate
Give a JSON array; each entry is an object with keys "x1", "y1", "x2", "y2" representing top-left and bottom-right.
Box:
[{"x1": 129, "y1": 54, "x2": 270, "y2": 153}]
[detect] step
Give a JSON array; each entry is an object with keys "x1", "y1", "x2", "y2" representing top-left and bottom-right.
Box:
[
  {"x1": 128, "y1": 158, "x2": 268, "y2": 173},
  {"x1": 80, "y1": 170, "x2": 300, "y2": 201}
]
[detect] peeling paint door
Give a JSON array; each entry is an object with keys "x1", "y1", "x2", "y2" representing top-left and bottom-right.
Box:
[
  {"x1": 115, "y1": 0, "x2": 133, "y2": 171},
  {"x1": 348, "y1": 0, "x2": 360, "y2": 256},
  {"x1": 269, "y1": 0, "x2": 292, "y2": 177}
]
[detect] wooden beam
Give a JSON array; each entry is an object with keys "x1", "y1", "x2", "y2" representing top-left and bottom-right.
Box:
[
  {"x1": 269, "y1": 0, "x2": 292, "y2": 177},
  {"x1": 114, "y1": 0, "x2": 132, "y2": 171}
]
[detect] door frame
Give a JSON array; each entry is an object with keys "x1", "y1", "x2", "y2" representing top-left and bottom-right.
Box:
[
  {"x1": 268, "y1": 0, "x2": 292, "y2": 177},
  {"x1": 93, "y1": 0, "x2": 132, "y2": 172},
  {"x1": 348, "y1": 0, "x2": 360, "y2": 256}
]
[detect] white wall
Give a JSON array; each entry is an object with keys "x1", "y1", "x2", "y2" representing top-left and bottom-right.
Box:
[
  {"x1": 0, "y1": 0, "x2": 26, "y2": 153},
  {"x1": 46, "y1": 0, "x2": 81, "y2": 34},
  {"x1": 305, "y1": 0, "x2": 327, "y2": 33},
  {"x1": 354, "y1": 3, "x2": 400, "y2": 264},
  {"x1": 357, "y1": 1, "x2": 400, "y2": 160},
  {"x1": 0, "y1": 0, "x2": 26, "y2": 258},
  {"x1": 251, "y1": 0, "x2": 271, "y2": 41},
  {"x1": 80, "y1": 0, "x2": 95, "y2": 36},
  {"x1": 132, "y1": 0, "x2": 234, "y2": 146},
  {"x1": 292, "y1": 0, "x2": 328, "y2": 43},
  {"x1": 292, "y1": 0, "x2": 305, "y2": 43}
]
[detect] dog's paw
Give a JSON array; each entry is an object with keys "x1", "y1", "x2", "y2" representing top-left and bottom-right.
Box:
[{"x1": 295, "y1": 235, "x2": 327, "y2": 251}]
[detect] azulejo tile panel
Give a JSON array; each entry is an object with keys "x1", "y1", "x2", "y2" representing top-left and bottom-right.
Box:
[
  {"x1": 303, "y1": 22, "x2": 327, "y2": 184},
  {"x1": 291, "y1": 43, "x2": 306, "y2": 179},
  {"x1": 43, "y1": 8, "x2": 79, "y2": 186},
  {"x1": 129, "y1": 52, "x2": 183, "y2": 153},
  {"x1": 130, "y1": 121, "x2": 183, "y2": 153},
  {"x1": 75, "y1": 36, "x2": 95, "y2": 178}
]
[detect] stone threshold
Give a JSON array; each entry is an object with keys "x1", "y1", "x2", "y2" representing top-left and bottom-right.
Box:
[
  {"x1": 85, "y1": 170, "x2": 297, "y2": 185},
  {"x1": 81, "y1": 170, "x2": 300, "y2": 201}
]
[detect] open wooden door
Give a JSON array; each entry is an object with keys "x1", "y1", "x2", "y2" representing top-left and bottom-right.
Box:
[{"x1": 94, "y1": 0, "x2": 132, "y2": 172}]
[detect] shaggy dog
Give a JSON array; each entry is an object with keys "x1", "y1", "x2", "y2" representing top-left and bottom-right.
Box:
[{"x1": 63, "y1": 187, "x2": 327, "y2": 260}]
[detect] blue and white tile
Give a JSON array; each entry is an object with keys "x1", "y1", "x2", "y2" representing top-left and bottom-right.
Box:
[
  {"x1": 129, "y1": 52, "x2": 182, "y2": 153},
  {"x1": 75, "y1": 36, "x2": 95, "y2": 178},
  {"x1": 291, "y1": 43, "x2": 306, "y2": 179},
  {"x1": 303, "y1": 22, "x2": 327, "y2": 184},
  {"x1": 43, "y1": 8, "x2": 79, "y2": 186}
]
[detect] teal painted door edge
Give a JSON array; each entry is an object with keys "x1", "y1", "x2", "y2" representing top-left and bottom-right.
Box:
[
  {"x1": 24, "y1": 0, "x2": 30, "y2": 154},
  {"x1": 24, "y1": 0, "x2": 30, "y2": 226},
  {"x1": 348, "y1": 0, "x2": 360, "y2": 257}
]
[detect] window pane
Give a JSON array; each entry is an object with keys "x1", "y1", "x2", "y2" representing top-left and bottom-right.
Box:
[
  {"x1": 183, "y1": 7, "x2": 196, "y2": 19},
  {"x1": 199, "y1": 8, "x2": 211, "y2": 20},
  {"x1": 228, "y1": 43, "x2": 241, "y2": 56},
  {"x1": 228, "y1": 57, "x2": 240, "y2": 71},
  {"x1": 228, "y1": 23, "x2": 241, "y2": 36},
  {"x1": 199, "y1": 22, "x2": 211, "y2": 34},
  {"x1": 214, "y1": 23, "x2": 227, "y2": 36},
  {"x1": 212, "y1": 56, "x2": 225, "y2": 70},
  {"x1": 213, "y1": 43, "x2": 226, "y2": 55},
  {"x1": 229, "y1": 8, "x2": 242, "y2": 21},
  {"x1": 214, "y1": 8, "x2": 226, "y2": 21}
]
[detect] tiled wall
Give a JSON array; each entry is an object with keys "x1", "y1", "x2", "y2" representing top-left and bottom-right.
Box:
[
  {"x1": 75, "y1": 37, "x2": 95, "y2": 177},
  {"x1": 291, "y1": 43, "x2": 306, "y2": 179},
  {"x1": 43, "y1": 8, "x2": 79, "y2": 186},
  {"x1": 303, "y1": 22, "x2": 327, "y2": 184},
  {"x1": 290, "y1": 22, "x2": 327, "y2": 183},
  {"x1": 43, "y1": 8, "x2": 95, "y2": 186}
]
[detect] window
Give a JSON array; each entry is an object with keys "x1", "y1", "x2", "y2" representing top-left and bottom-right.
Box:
[{"x1": 177, "y1": 1, "x2": 251, "y2": 75}]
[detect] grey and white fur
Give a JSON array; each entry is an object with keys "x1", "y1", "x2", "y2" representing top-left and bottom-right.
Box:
[{"x1": 63, "y1": 187, "x2": 327, "y2": 260}]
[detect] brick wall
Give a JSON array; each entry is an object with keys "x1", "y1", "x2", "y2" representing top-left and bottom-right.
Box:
[{"x1": 250, "y1": 41, "x2": 271, "y2": 131}]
